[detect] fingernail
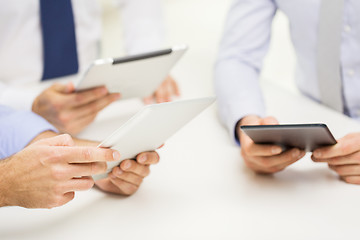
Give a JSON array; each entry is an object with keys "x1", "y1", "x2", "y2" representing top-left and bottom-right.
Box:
[
  {"x1": 123, "y1": 161, "x2": 131, "y2": 170},
  {"x1": 292, "y1": 149, "x2": 300, "y2": 158},
  {"x1": 272, "y1": 147, "x2": 282, "y2": 154},
  {"x1": 110, "y1": 174, "x2": 117, "y2": 179},
  {"x1": 113, "y1": 151, "x2": 121, "y2": 161},
  {"x1": 138, "y1": 155, "x2": 147, "y2": 163}
]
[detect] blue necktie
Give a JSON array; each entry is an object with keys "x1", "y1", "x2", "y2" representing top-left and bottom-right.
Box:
[{"x1": 40, "y1": 0, "x2": 79, "y2": 81}]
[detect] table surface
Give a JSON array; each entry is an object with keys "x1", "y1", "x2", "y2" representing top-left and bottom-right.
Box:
[{"x1": 2, "y1": 80, "x2": 360, "y2": 240}]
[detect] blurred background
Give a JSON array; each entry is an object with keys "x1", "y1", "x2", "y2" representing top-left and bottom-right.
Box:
[{"x1": 99, "y1": 0, "x2": 298, "y2": 97}]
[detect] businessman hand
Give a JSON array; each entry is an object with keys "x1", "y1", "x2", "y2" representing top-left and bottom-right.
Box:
[
  {"x1": 312, "y1": 133, "x2": 360, "y2": 184},
  {"x1": 32, "y1": 82, "x2": 120, "y2": 135},
  {"x1": 238, "y1": 115, "x2": 305, "y2": 174},
  {"x1": 95, "y1": 151, "x2": 160, "y2": 195},
  {"x1": 143, "y1": 75, "x2": 180, "y2": 104},
  {"x1": 0, "y1": 134, "x2": 120, "y2": 209}
]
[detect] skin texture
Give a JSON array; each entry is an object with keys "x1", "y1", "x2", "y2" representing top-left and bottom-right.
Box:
[
  {"x1": 0, "y1": 131, "x2": 160, "y2": 208},
  {"x1": 95, "y1": 151, "x2": 160, "y2": 195},
  {"x1": 33, "y1": 76, "x2": 179, "y2": 135},
  {"x1": 237, "y1": 115, "x2": 306, "y2": 174},
  {"x1": 0, "y1": 134, "x2": 120, "y2": 208},
  {"x1": 144, "y1": 75, "x2": 180, "y2": 104},
  {"x1": 312, "y1": 133, "x2": 360, "y2": 185},
  {"x1": 32, "y1": 82, "x2": 120, "y2": 135}
]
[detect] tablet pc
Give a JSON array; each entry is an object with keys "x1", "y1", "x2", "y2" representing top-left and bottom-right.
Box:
[
  {"x1": 75, "y1": 45, "x2": 188, "y2": 99},
  {"x1": 240, "y1": 123, "x2": 337, "y2": 152},
  {"x1": 93, "y1": 97, "x2": 216, "y2": 180}
]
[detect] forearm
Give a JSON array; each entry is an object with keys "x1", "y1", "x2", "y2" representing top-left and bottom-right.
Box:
[
  {"x1": 0, "y1": 158, "x2": 11, "y2": 207},
  {"x1": 29, "y1": 131, "x2": 99, "y2": 147},
  {"x1": 215, "y1": 61, "x2": 266, "y2": 142},
  {"x1": 214, "y1": 0, "x2": 276, "y2": 143}
]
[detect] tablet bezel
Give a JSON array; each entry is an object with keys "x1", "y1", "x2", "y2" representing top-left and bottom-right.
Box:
[{"x1": 240, "y1": 123, "x2": 337, "y2": 152}]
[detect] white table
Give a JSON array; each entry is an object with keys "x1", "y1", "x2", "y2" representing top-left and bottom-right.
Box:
[{"x1": 1, "y1": 80, "x2": 360, "y2": 240}]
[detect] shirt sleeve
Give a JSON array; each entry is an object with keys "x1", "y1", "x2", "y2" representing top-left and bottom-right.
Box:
[
  {"x1": 115, "y1": 0, "x2": 165, "y2": 55},
  {"x1": 214, "y1": 0, "x2": 277, "y2": 144},
  {"x1": 0, "y1": 105, "x2": 57, "y2": 159}
]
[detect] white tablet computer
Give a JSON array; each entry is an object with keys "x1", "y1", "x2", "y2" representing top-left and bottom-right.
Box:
[
  {"x1": 93, "y1": 97, "x2": 216, "y2": 180},
  {"x1": 75, "y1": 45, "x2": 188, "y2": 99}
]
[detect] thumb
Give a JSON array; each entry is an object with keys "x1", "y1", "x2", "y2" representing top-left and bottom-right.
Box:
[
  {"x1": 51, "y1": 82, "x2": 75, "y2": 94},
  {"x1": 240, "y1": 115, "x2": 262, "y2": 126},
  {"x1": 35, "y1": 134, "x2": 75, "y2": 147},
  {"x1": 261, "y1": 116, "x2": 279, "y2": 125}
]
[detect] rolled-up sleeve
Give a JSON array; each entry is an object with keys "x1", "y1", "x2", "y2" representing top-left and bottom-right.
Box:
[
  {"x1": 0, "y1": 105, "x2": 57, "y2": 159},
  {"x1": 214, "y1": 0, "x2": 277, "y2": 144}
]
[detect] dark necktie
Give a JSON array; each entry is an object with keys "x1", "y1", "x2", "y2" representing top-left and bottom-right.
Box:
[{"x1": 40, "y1": 0, "x2": 79, "y2": 81}]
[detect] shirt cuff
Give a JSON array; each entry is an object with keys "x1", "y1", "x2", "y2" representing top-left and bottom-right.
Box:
[{"x1": 0, "y1": 108, "x2": 57, "y2": 159}]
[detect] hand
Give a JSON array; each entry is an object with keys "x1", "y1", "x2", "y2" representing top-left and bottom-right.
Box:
[
  {"x1": 95, "y1": 151, "x2": 160, "y2": 195},
  {"x1": 312, "y1": 133, "x2": 360, "y2": 184},
  {"x1": 32, "y1": 82, "x2": 121, "y2": 135},
  {"x1": 143, "y1": 75, "x2": 180, "y2": 104},
  {"x1": 0, "y1": 134, "x2": 120, "y2": 209},
  {"x1": 238, "y1": 115, "x2": 305, "y2": 174}
]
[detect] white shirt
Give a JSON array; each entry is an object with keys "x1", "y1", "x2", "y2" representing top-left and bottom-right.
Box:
[
  {"x1": 215, "y1": 0, "x2": 360, "y2": 142},
  {"x1": 0, "y1": 0, "x2": 164, "y2": 110}
]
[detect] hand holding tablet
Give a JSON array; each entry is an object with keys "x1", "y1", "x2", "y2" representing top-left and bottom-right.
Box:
[
  {"x1": 93, "y1": 97, "x2": 216, "y2": 180},
  {"x1": 237, "y1": 115, "x2": 337, "y2": 174},
  {"x1": 241, "y1": 123, "x2": 337, "y2": 152},
  {"x1": 75, "y1": 45, "x2": 187, "y2": 99}
]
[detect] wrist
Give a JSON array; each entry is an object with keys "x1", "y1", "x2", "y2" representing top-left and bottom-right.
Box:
[
  {"x1": 235, "y1": 115, "x2": 261, "y2": 144},
  {"x1": 0, "y1": 159, "x2": 11, "y2": 207},
  {"x1": 28, "y1": 130, "x2": 58, "y2": 146}
]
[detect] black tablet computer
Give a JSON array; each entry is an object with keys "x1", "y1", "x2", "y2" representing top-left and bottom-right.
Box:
[{"x1": 240, "y1": 123, "x2": 337, "y2": 152}]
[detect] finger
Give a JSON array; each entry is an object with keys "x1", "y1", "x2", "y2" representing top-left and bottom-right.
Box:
[
  {"x1": 108, "y1": 177, "x2": 139, "y2": 196},
  {"x1": 51, "y1": 82, "x2": 74, "y2": 94},
  {"x1": 59, "y1": 113, "x2": 97, "y2": 135},
  {"x1": 143, "y1": 96, "x2": 154, "y2": 105},
  {"x1": 55, "y1": 192, "x2": 75, "y2": 207},
  {"x1": 312, "y1": 152, "x2": 360, "y2": 165},
  {"x1": 111, "y1": 167, "x2": 143, "y2": 186},
  {"x1": 68, "y1": 162, "x2": 107, "y2": 177},
  {"x1": 342, "y1": 176, "x2": 360, "y2": 185},
  {"x1": 243, "y1": 143, "x2": 283, "y2": 157},
  {"x1": 275, "y1": 150, "x2": 306, "y2": 170},
  {"x1": 155, "y1": 85, "x2": 166, "y2": 103},
  {"x1": 313, "y1": 133, "x2": 360, "y2": 159},
  {"x1": 171, "y1": 78, "x2": 181, "y2": 96},
  {"x1": 74, "y1": 93, "x2": 120, "y2": 119},
  {"x1": 63, "y1": 177, "x2": 95, "y2": 192},
  {"x1": 69, "y1": 86, "x2": 109, "y2": 107},
  {"x1": 136, "y1": 151, "x2": 160, "y2": 165},
  {"x1": 329, "y1": 164, "x2": 360, "y2": 177},
  {"x1": 261, "y1": 116, "x2": 279, "y2": 125},
  {"x1": 163, "y1": 80, "x2": 172, "y2": 102},
  {"x1": 59, "y1": 147, "x2": 121, "y2": 163},
  {"x1": 249, "y1": 148, "x2": 304, "y2": 170},
  {"x1": 35, "y1": 134, "x2": 75, "y2": 147},
  {"x1": 120, "y1": 160, "x2": 150, "y2": 177}
]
